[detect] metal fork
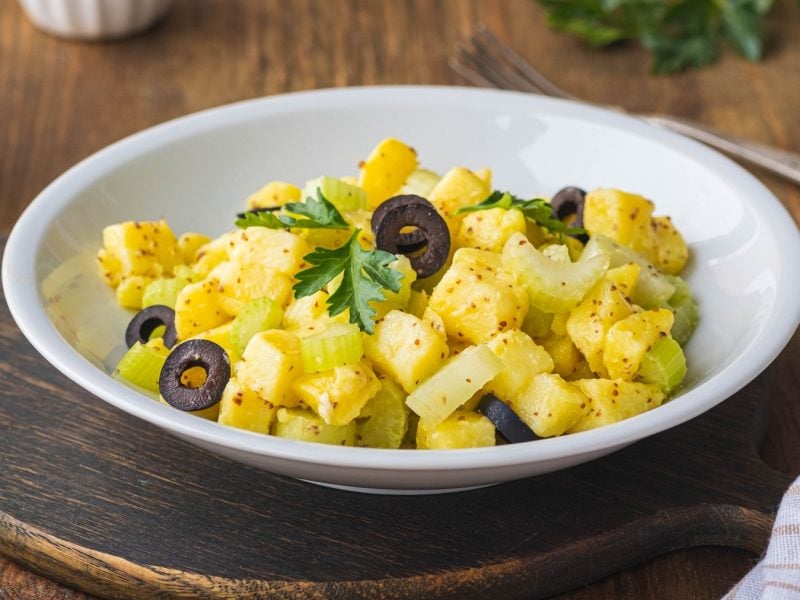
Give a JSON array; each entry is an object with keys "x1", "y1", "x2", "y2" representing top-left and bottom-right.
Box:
[{"x1": 450, "y1": 25, "x2": 800, "y2": 187}]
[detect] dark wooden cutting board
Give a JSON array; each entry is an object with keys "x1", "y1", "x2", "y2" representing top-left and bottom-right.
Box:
[{"x1": 0, "y1": 238, "x2": 791, "y2": 599}]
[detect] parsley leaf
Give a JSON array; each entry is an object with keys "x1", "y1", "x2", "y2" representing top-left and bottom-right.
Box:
[
  {"x1": 536, "y1": 0, "x2": 774, "y2": 74},
  {"x1": 456, "y1": 190, "x2": 586, "y2": 236},
  {"x1": 235, "y1": 189, "x2": 349, "y2": 230},
  {"x1": 293, "y1": 230, "x2": 403, "y2": 334}
]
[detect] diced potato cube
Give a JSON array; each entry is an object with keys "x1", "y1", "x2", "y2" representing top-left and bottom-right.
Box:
[
  {"x1": 174, "y1": 277, "x2": 229, "y2": 340},
  {"x1": 246, "y1": 181, "x2": 302, "y2": 210},
  {"x1": 603, "y1": 308, "x2": 674, "y2": 380},
  {"x1": 513, "y1": 373, "x2": 588, "y2": 437},
  {"x1": 583, "y1": 189, "x2": 654, "y2": 250},
  {"x1": 212, "y1": 261, "x2": 294, "y2": 316},
  {"x1": 568, "y1": 379, "x2": 664, "y2": 432},
  {"x1": 227, "y1": 228, "x2": 311, "y2": 276},
  {"x1": 177, "y1": 232, "x2": 211, "y2": 264},
  {"x1": 536, "y1": 331, "x2": 594, "y2": 380},
  {"x1": 358, "y1": 137, "x2": 419, "y2": 208},
  {"x1": 291, "y1": 359, "x2": 381, "y2": 426},
  {"x1": 97, "y1": 248, "x2": 123, "y2": 287},
  {"x1": 283, "y1": 290, "x2": 348, "y2": 337},
  {"x1": 273, "y1": 408, "x2": 356, "y2": 446},
  {"x1": 416, "y1": 411, "x2": 496, "y2": 449},
  {"x1": 474, "y1": 167, "x2": 492, "y2": 188},
  {"x1": 428, "y1": 167, "x2": 490, "y2": 221},
  {"x1": 363, "y1": 310, "x2": 449, "y2": 393},
  {"x1": 485, "y1": 330, "x2": 554, "y2": 402},
  {"x1": 421, "y1": 306, "x2": 447, "y2": 341},
  {"x1": 115, "y1": 275, "x2": 152, "y2": 309},
  {"x1": 565, "y1": 272, "x2": 636, "y2": 376},
  {"x1": 99, "y1": 219, "x2": 184, "y2": 283},
  {"x1": 428, "y1": 248, "x2": 528, "y2": 344},
  {"x1": 236, "y1": 330, "x2": 303, "y2": 408},
  {"x1": 455, "y1": 207, "x2": 527, "y2": 253},
  {"x1": 190, "y1": 320, "x2": 239, "y2": 364},
  {"x1": 218, "y1": 378, "x2": 277, "y2": 434},
  {"x1": 193, "y1": 231, "x2": 236, "y2": 277},
  {"x1": 649, "y1": 216, "x2": 689, "y2": 275}
]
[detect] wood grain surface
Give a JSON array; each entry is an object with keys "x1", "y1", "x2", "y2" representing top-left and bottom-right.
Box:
[{"x1": 1, "y1": 0, "x2": 799, "y2": 598}]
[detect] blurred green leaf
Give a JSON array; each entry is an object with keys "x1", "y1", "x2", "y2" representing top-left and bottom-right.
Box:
[{"x1": 536, "y1": 0, "x2": 775, "y2": 73}]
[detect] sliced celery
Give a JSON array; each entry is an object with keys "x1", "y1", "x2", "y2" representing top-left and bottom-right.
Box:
[
  {"x1": 405, "y1": 344, "x2": 503, "y2": 426},
  {"x1": 300, "y1": 323, "x2": 364, "y2": 373},
  {"x1": 272, "y1": 408, "x2": 356, "y2": 446},
  {"x1": 502, "y1": 233, "x2": 609, "y2": 313},
  {"x1": 638, "y1": 336, "x2": 687, "y2": 394},
  {"x1": 664, "y1": 275, "x2": 699, "y2": 345},
  {"x1": 114, "y1": 341, "x2": 167, "y2": 394},
  {"x1": 581, "y1": 235, "x2": 675, "y2": 308},
  {"x1": 521, "y1": 304, "x2": 554, "y2": 339},
  {"x1": 356, "y1": 379, "x2": 409, "y2": 449},
  {"x1": 142, "y1": 278, "x2": 186, "y2": 309},
  {"x1": 301, "y1": 323, "x2": 364, "y2": 373},
  {"x1": 302, "y1": 176, "x2": 367, "y2": 211},
  {"x1": 399, "y1": 169, "x2": 441, "y2": 198},
  {"x1": 230, "y1": 297, "x2": 284, "y2": 355},
  {"x1": 173, "y1": 265, "x2": 202, "y2": 283}
]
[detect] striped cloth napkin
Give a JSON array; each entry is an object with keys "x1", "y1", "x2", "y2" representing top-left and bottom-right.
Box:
[{"x1": 724, "y1": 476, "x2": 800, "y2": 599}]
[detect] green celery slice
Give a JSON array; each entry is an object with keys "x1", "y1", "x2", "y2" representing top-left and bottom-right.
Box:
[
  {"x1": 114, "y1": 342, "x2": 167, "y2": 394},
  {"x1": 664, "y1": 275, "x2": 699, "y2": 345},
  {"x1": 142, "y1": 278, "x2": 186, "y2": 309},
  {"x1": 356, "y1": 379, "x2": 409, "y2": 449},
  {"x1": 230, "y1": 297, "x2": 284, "y2": 355},
  {"x1": 638, "y1": 336, "x2": 687, "y2": 394},
  {"x1": 272, "y1": 408, "x2": 356, "y2": 445},
  {"x1": 581, "y1": 235, "x2": 675, "y2": 308},
  {"x1": 301, "y1": 323, "x2": 364, "y2": 373},
  {"x1": 399, "y1": 169, "x2": 441, "y2": 197},
  {"x1": 302, "y1": 176, "x2": 367, "y2": 211},
  {"x1": 405, "y1": 344, "x2": 502, "y2": 426},
  {"x1": 503, "y1": 233, "x2": 609, "y2": 313}
]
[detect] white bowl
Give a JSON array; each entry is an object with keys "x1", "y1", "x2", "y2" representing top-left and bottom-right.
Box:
[
  {"x1": 17, "y1": 0, "x2": 171, "y2": 40},
  {"x1": 4, "y1": 87, "x2": 800, "y2": 493}
]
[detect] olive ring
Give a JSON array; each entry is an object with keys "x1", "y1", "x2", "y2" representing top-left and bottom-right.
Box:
[
  {"x1": 125, "y1": 305, "x2": 177, "y2": 349},
  {"x1": 371, "y1": 194, "x2": 433, "y2": 254},
  {"x1": 550, "y1": 186, "x2": 589, "y2": 243},
  {"x1": 374, "y1": 201, "x2": 451, "y2": 279},
  {"x1": 159, "y1": 339, "x2": 231, "y2": 412}
]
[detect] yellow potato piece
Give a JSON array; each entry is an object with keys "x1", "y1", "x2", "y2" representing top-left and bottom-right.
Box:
[{"x1": 358, "y1": 137, "x2": 419, "y2": 208}]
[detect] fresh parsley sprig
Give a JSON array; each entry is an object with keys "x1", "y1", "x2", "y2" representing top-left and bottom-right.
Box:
[
  {"x1": 235, "y1": 189, "x2": 349, "y2": 230},
  {"x1": 293, "y1": 230, "x2": 403, "y2": 334},
  {"x1": 536, "y1": 0, "x2": 774, "y2": 74},
  {"x1": 456, "y1": 190, "x2": 586, "y2": 236}
]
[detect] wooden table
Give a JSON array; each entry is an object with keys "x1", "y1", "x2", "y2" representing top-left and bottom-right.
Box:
[{"x1": 1, "y1": 0, "x2": 798, "y2": 598}]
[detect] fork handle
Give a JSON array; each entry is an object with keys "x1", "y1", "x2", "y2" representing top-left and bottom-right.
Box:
[{"x1": 643, "y1": 115, "x2": 800, "y2": 186}]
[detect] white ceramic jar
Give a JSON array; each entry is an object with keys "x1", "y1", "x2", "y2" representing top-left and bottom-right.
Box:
[{"x1": 17, "y1": 0, "x2": 172, "y2": 40}]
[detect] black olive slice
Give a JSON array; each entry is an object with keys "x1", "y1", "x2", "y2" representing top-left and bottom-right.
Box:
[
  {"x1": 550, "y1": 186, "x2": 589, "y2": 243},
  {"x1": 478, "y1": 394, "x2": 539, "y2": 444},
  {"x1": 159, "y1": 339, "x2": 231, "y2": 412},
  {"x1": 125, "y1": 305, "x2": 177, "y2": 349},
  {"x1": 371, "y1": 194, "x2": 431, "y2": 254},
  {"x1": 374, "y1": 200, "x2": 450, "y2": 279},
  {"x1": 236, "y1": 206, "x2": 282, "y2": 219}
]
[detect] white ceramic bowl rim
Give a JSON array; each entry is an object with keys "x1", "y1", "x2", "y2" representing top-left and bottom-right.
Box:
[{"x1": 4, "y1": 86, "x2": 800, "y2": 472}]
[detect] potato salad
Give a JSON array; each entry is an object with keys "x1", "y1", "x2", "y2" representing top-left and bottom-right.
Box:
[{"x1": 97, "y1": 138, "x2": 698, "y2": 449}]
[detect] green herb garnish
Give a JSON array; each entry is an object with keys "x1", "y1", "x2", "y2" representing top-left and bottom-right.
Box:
[
  {"x1": 236, "y1": 189, "x2": 349, "y2": 230},
  {"x1": 536, "y1": 0, "x2": 774, "y2": 74},
  {"x1": 293, "y1": 230, "x2": 403, "y2": 334},
  {"x1": 456, "y1": 190, "x2": 586, "y2": 236}
]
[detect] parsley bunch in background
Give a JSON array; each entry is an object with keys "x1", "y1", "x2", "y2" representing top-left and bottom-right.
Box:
[{"x1": 537, "y1": 0, "x2": 776, "y2": 74}]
